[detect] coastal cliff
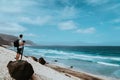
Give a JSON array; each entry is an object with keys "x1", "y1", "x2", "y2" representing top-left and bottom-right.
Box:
[{"x1": 0, "y1": 33, "x2": 35, "y2": 46}]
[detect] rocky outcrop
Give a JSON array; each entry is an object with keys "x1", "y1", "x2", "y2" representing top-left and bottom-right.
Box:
[
  {"x1": 7, "y1": 60, "x2": 34, "y2": 80},
  {"x1": 39, "y1": 57, "x2": 46, "y2": 65}
]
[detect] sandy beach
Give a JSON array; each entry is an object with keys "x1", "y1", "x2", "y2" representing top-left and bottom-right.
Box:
[{"x1": 0, "y1": 46, "x2": 114, "y2": 80}]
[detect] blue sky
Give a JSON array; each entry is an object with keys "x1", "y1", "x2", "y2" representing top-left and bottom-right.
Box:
[{"x1": 0, "y1": 0, "x2": 120, "y2": 45}]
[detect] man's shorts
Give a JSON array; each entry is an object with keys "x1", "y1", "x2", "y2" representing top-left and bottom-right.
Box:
[{"x1": 17, "y1": 48, "x2": 23, "y2": 54}]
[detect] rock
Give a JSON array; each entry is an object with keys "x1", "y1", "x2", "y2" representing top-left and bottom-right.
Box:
[
  {"x1": 7, "y1": 60, "x2": 34, "y2": 80},
  {"x1": 39, "y1": 57, "x2": 46, "y2": 65},
  {"x1": 54, "y1": 60, "x2": 58, "y2": 62},
  {"x1": 30, "y1": 56, "x2": 38, "y2": 62},
  {"x1": 70, "y1": 66, "x2": 73, "y2": 68},
  {"x1": 25, "y1": 56, "x2": 29, "y2": 58}
]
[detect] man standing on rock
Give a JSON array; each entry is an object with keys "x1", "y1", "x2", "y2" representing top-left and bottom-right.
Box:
[{"x1": 15, "y1": 34, "x2": 25, "y2": 60}]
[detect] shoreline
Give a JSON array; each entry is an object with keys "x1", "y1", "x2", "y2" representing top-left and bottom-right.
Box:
[
  {"x1": 45, "y1": 64, "x2": 103, "y2": 80},
  {"x1": 0, "y1": 46, "x2": 116, "y2": 80},
  {"x1": 45, "y1": 62, "x2": 118, "y2": 80}
]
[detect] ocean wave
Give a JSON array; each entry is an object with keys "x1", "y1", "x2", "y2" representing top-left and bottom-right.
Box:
[
  {"x1": 24, "y1": 47, "x2": 120, "y2": 66},
  {"x1": 26, "y1": 48, "x2": 120, "y2": 60},
  {"x1": 97, "y1": 62, "x2": 120, "y2": 67},
  {"x1": 26, "y1": 47, "x2": 119, "y2": 58}
]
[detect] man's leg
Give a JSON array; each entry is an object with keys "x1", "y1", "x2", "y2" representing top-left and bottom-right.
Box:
[
  {"x1": 16, "y1": 53, "x2": 20, "y2": 60},
  {"x1": 20, "y1": 47, "x2": 24, "y2": 60},
  {"x1": 15, "y1": 48, "x2": 21, "y2": 60}
]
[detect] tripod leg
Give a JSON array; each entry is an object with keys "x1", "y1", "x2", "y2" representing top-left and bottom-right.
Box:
[{"x1": 20, "y1": 47, "x2": 24, "y2": 60}]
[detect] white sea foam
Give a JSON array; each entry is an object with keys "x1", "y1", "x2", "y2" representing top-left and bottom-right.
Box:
[
  {"x1": 23, "y1": 47, "x2": 120, "y2": 67},
  {"x1": 66, "y1": 53, "x2": 120, "y2": 62},
  {"x1": 97, "y1": 62, "x2": 120, "y2": 67}
]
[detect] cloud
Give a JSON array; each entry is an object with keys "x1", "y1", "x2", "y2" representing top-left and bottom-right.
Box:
[
  {"x1": 24, "y1": 33, "x2": 38, "y2": 37},
  {"x1": 85, "y1": 0, "x2": 109, "y2": 5},
  {"x1": 0, "y1": 0, "x2": 79, "y2": 27},
  {"x1": 107, "y1": 3, "x2": 120, "y2": 10},
  {"x1": 60, "y1": 6, "x2": 78, "y2": 19},
  {"x1": 76, "y1": 27, "x2": 96, "y2": 34},
  {"x1": 0, "y1": 0, "x2": 37, "y2": 13},
  {"x1": 58, "y1": 20, "x2": 77, "y2": 30},
  {"x1": 114, "y1": 27, "x2": 120, "y2": 30},
  {"x1": 112, "y1": 18, "x2": 120, "y2": 23},
  {"x1": 0, "y1": 22, "x2": 26, "y2": 34},
  {"x1": 20, "y1": 16, "x2": 52, "y2": 25},
  {"x1": 0, "y1": 0, "x2": 22, "y2": 13},
  {"x1": 101, "y1": 2, "x2": 120, "y2": 15}
]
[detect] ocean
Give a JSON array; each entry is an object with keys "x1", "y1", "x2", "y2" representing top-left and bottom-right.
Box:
[{"x1": 11, "y1": 46, "x2": 120, "y2": 79}]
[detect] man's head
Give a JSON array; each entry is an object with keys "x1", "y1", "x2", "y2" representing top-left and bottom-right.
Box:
[{"x1": 19, "y1": 34, "x2": 23, "y2": 38}]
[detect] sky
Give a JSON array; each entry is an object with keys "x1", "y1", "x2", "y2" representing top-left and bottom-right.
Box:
[{"x1": 0, "y1": 0, "x2": 120, "y2": 46}]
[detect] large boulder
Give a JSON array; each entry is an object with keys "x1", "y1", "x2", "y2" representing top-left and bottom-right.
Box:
[
  {"x1": 39, "y1": 57, "x2": 46, "y2": 65},
  {"x1": 7, "y1": 60, "x2": 34, "y2": 80}
]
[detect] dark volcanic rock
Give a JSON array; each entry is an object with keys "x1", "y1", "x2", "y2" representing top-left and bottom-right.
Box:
[
  {"x1": 30, "y1": 56, "x2": 38, "y2": 62},
  {"x1": 39, "y1": 57, "x2": 46, "y2": 65},
  {"x1": 54, "y1": 60, "x2": 58, "y2": 62},
  {"x1": 7, "y1": 60, "x2": 34, "y2": 80},
  {"x1": 70, "y1": 66, "x2": 73, "y2": 68}
]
